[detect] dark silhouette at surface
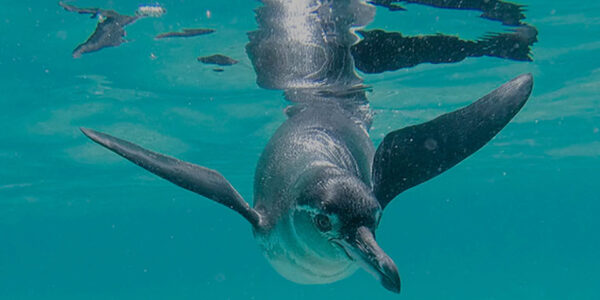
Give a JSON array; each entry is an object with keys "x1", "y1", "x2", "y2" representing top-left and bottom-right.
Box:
[
  {"x1": 479, "y1": 25, "x2": 538, "y2": 60},
  {"x1": 59, "y1": 0, "x2": 537, "y2": 73},
  {"x1": 369, "y1": 0, "x2": 526, "y2": 25},
  {"x1": 197, "y1": 54, "x2": 239, "y2": 66},
  {"x1": 352, "y1": 25, "x2": 537, "y2": 73},
  {"x1": 59, "y1": 1, "x2": 102, "y2": 16},
  {"x1": 59, "y1": 1, "x2": 140, "y2": 58},
  {"x1": 353, "y1": 0, "x2": 537, "y2": 73},
  {"x1": 155, "y1": 28, "x2": 215, "y2": 39}
]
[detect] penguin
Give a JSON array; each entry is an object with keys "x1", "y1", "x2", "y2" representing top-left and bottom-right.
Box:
[{"x1": 79, "y1": 0, "x2": 534, "y2": 293}]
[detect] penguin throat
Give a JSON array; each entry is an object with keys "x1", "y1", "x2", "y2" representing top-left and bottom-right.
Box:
[{"x1": 255, "y1": 208, "x2": 358, "y2": 284}]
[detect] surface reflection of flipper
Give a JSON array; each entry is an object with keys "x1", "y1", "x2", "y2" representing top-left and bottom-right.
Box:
[
  {"x1": 478, "y1": 25, "x2": 538, "y2": 61},
  {"x1": 369, "y1": 0, "x2": 526, "y2": 25},
  {"x1": 352, "y1": 30, "x2": 478, "y2": 73},
  {"x1": 58, "y1": 1, "x2": 101, "y2": 17},
  {"x1": 80, "y1": 128, "x2": 263, "y2": 227},
  {"x1": 155, "y1": 28, "x2": 215, "y2": 39},
  {"x1": 352, "y1": 25, "x2": 537, "y2": 73},
  {"x1": 372, "y1": 74, "x2": 533, "y2": 207},
  {"x1": 355, "y1": 0, "x2": 537, "y2": 73},
  {"x1": 59, "y1": 1, "x2": 140, "y2": 58}
]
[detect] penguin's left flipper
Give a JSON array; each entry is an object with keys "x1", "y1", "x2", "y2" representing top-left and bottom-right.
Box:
[
  {"x1": 372, "y1": 74, "x2": 533, "y2": 208},
  {"x1": 80, "y1": 128, "x2": 263, "y2": 228}
]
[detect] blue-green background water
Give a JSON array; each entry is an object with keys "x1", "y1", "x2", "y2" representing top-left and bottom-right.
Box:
[{"x1": 1, "y1": 1, "x2": 599, "y2": 299}]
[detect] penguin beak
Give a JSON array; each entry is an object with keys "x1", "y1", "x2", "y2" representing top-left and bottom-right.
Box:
[{"x1": 340, "y1": 226, "x2": 401, "y2": 293}]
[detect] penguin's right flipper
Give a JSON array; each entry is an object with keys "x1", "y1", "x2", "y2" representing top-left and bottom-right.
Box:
[
  {"x1": 80, "y1": 128, "x2": 263, "y2": 228},
  {"x1": 372, "y1": 74, "x2": 533, "y2": 208}
]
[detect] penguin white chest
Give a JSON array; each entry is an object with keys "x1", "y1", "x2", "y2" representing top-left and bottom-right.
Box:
[{"x1": 254, "y1": 209, "x2": 358, "y2": 284}]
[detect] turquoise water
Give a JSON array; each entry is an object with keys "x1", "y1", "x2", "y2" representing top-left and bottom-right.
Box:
[{"x1": 1, "y1": 0, "x2": 599, "y2": 299}]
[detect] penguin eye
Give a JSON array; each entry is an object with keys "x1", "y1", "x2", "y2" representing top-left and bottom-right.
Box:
[{"x1": 314, "y1": 214, "x2": 332, "y2": 232}]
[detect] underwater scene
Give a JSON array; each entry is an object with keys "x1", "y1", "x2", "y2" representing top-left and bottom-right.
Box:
[{"x1": 1, "y1": 0, "x2": 599, "y2": 299}]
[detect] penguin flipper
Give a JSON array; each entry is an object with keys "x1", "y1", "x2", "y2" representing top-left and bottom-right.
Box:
[
  {"x1": 80, "y1": 128, "x2": 262, "y2": 228},
  {"x1": 372, "y1": 74, "x2": 533, "y2": 208}
]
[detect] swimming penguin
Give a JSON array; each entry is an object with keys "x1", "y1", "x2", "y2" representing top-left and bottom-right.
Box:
[{"x1": 80, "y1": 0, "x2": 534, "y2": 294}]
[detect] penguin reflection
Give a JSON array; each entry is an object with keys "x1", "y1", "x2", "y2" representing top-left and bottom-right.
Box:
[{"x1": 353, "y1": 0, "x2": 538, "y2": 73}]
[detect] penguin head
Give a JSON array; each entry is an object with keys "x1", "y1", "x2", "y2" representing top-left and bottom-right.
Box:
[
  {"x1": 294, "y1": 170, "x2": 401, "y2": 293},
  {"x1": 298, "y1": 173, "x2": 381, "y2": 233}
]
